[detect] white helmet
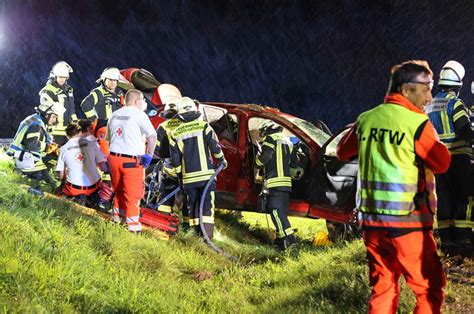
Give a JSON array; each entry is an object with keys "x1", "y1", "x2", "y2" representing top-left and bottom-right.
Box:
[
  {"x1": 36, "y1": 102, "x2": 66, "y2": 117},
  {"x1": 160, "y1": 96, "x2": 182, "y2": 118},
  {"x1": 176, "y1": 97, "x2": 198, "y2": 115},
  {"x1": 438, "y1": 60, "x2": 465, "y2": 87},
  {"x1": 97, "y1": 67, "x2": 121, "y2": 83},
  {"x1": 49, "y1": 61, "x2": 73, "y2": 79}
]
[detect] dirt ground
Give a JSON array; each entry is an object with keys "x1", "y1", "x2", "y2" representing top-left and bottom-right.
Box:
[{"x1": 442, "y1": 255, "x2": 474, "y2": 313}]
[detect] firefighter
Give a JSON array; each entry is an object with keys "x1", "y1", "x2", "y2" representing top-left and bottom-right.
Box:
[
  {"x1": 425, "y1": 60, "x2": 474, "y2": 255},
  {"x1": 255, "y1": 119, "x2": 296, "y2": 250},
  {"x1": 107, "y1": 89, "x2": 157, "y2": 232},
  {"x1": 7, "y1": 103, "x2": 66, "y2": 188},
  {"x1": 154, "y1": 97, "x2": 190, "y2": 228},
  {"x1": 337, "y1": 60, "x2": 450, "y2": 313},
  {"x1": 169, "y1": 97, "x2": 227, "y2": 238},
  {"x1": 80, "y1": 67, "x2": 124, "y2": 156},
  {"x1": 56, "y1": 122, "x2": 108, "y2": 206},
  {"x1": 39, "y1": 61, "x2": 76, "y2": 146}
]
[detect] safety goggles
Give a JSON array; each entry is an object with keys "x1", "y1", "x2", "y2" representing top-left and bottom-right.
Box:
[{"x1": 407, "y1": 79, "x2": 434, "y2": 89}]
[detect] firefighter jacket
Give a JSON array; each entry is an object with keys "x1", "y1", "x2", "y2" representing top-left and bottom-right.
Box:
[
  {"x1": 255, "y1": 131, "x2": 293, "y2": 192},
  {"x1": 169, "y1": 113, "x2": 225, "y2": 189},
  {"x1": 81, "y1": 84, "x2": 124, "y2": 126},
  {"x1": 355, "y1": 99, "x2": 437, "y2": 230},
  {"x1": 7, "y1": 114, "x2": 52, "y2": 172},
  {"x1": 39, "y1": 80, "x2": 75, "y2": 137},
  {"x1": 425, "y1": 91, "x2": 474, "y2": 157},
  {"x1": 156, "y1": 118, "x2": 182, "y2": 177}
]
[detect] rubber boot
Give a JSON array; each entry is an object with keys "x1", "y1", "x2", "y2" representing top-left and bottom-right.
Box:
[{"x1": 202, "y1": 223, "x2": 214, "y2": 239}]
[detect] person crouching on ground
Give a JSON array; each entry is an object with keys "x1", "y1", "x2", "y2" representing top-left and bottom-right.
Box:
[{"x1": 56, "y1": 122, "x2": 108, "y2": 206}]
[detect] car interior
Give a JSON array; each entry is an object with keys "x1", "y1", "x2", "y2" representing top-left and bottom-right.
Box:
[{"x1": 306, "y1": 128, "x2": 358, "y2": 209}]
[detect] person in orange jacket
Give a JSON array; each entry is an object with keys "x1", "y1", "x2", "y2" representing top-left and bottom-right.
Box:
[
  {"x1": 337, "y1": 60, "x2": 450, "y2": 313},
  {"x1": 107, "y1": 89, "x2": 157, "y2": 232}
]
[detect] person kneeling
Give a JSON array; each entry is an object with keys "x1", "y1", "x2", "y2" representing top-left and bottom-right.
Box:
[{"x1": 56, "y1": 122, "x2": 109, "y2": 207}]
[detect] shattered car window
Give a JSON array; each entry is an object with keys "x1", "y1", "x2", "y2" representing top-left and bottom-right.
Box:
[
  {"x1": 288, "y1": 117, "x2": 331, "y2": 147},
  {"x1": 324, "y1": 128, "x2": 350, "y2": 157},
  {"x1": 202, "y1": 105, "x2": 236, "y2": 142}
]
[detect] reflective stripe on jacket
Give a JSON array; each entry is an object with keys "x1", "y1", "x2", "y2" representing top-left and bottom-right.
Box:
[
  {"x1": 39, "y1": 81, "x2": 75, "y2": 134},
  {"x1": 356, "y1": 103, "x2": 434, "y2": 229},
  {"x1": 256, "y1": 132, "x2": 293, "y2": 192},
  {"x1": 426, "y1": 92, "x2": 472, "y2": 156},
  {"x1": 169, "y1": 120, "x2": 224, "y2": 188},
  {"x1": 80, "y1": 85, "x2": 123, "y2": 121},
  {"x1": 7, "y1": 114, "x2": 50, "y2": 171},
  {"x1": 156, "y1": 118, "x2": 182, "y2": 176}
]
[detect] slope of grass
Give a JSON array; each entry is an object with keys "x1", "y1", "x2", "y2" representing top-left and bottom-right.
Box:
[{"x1": 0, "y1": 154, "x2": 471, "y2": 312}]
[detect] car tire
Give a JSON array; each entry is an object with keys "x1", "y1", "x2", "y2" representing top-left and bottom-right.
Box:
[{"x1": 326, "y1": 220, "x2": 361, "y2": 242}]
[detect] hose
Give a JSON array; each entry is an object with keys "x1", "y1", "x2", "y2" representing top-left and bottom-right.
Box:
[{"x1": 199, "y1": 163, "x2": 238, "y2": 262}]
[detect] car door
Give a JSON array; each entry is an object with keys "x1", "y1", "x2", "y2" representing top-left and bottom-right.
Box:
[
  {"x1": 306, "y1": 126, "x2": 358, "y2": 212},
  {"x1": 200, "y1": 104, "x2": 242, "y2": 208}
]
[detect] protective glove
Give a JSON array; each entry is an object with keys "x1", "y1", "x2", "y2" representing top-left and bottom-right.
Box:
[
  {"x1": 218, "y1": 159, "x2": 228, "y2": 169},
  {"x1": 140, "y1": 154, "x2": 153, "y2": 168},
  {"x1": 45, "y1": 143, "x2": 59, "y2": 155}
]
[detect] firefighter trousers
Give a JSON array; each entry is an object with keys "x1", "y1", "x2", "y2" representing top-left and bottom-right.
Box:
[
  {"x1": 266, "y1": 189, "x2": 293, "y2": 239},
  {"x1": 363, "y1": 230, "x2": 445, "y2": 314},
  {"x1": 109, "y1": 154, "x2": 144, "y2": 232},
  {"x1": 185, "y1": 180, "x2": 215, "y2": 238},
  {"x1": 435, "y1": 154, "x2": 474, "y2": 244},
  {"x1": 157, "y1": 173, "x2": 189, "y2": 224}
]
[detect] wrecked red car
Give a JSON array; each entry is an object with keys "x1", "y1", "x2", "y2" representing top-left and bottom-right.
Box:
[{"x1": 120, "y1": 68, "x2": 359, "y2": 239}]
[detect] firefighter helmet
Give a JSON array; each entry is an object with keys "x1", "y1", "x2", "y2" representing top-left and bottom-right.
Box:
[
  {"x1": 258, "y1": 119, "x2": 280, "y2": 137},
  {"x1": 97, "y1": 67, "x2": 121, "y2": 82},
  {"x1": 36, "y1": 102, "x2": 66, "y2": 117},
  {"x1": 438, "y1": 60, "x2": 465, "y2": 87},
  {"x1": 176, "y1": 97, "x2": 198, "y2": 115},
  {"x1": 49, "y1": 61, "x2": 73, "y2": 79},
  {"x1": 160, "y1": 96, "x2": 181, "y2": 119}
]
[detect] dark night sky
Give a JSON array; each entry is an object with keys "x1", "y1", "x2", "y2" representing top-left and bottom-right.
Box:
[{"x1": 1, "y1": 0, "x2": 474, "y2": 137}]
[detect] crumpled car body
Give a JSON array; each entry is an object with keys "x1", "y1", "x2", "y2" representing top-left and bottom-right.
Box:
[{"x1": 120, "y1": 68, "x2": 358, "y2": 225}]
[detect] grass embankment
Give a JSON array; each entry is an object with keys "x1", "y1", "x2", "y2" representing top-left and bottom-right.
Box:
[{"x1": 0, "y1": 154, "x2": 471, "y2": 312}]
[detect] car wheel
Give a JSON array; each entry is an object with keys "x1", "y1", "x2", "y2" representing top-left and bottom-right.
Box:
[
  {"x1": 326, "y1": 221, "x2": 361, "y2": 242},
  {"x1": 143, "y1": 161, "x2": 162, "y2": 206}
]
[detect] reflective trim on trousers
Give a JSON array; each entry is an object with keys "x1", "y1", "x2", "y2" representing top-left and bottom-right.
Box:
[{"x1": 436, "y1": 219, "x2": 454, "y2": 229}]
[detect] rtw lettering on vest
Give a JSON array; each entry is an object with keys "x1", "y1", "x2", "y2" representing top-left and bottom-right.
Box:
[{"x1": 359, "y1": 128, "x2": 405, "y2": 145}]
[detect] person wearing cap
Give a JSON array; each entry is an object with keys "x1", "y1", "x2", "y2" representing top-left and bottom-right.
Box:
[
  {"x1": 56, "y1": 121, "x2": 108, "y2": 205},
  {"x1": 425, "y1": 60, "x2": 474, "y2": 256},
  {"x1": 7, "y1": 103, "x2": 66, "y2": 188},
  {"x1": 39, "y1": 61, "x2": 76, "y2": 146},
  {"x1": 80, "y1": 67, "x2": 124, "y2": 156},
  {"x1": 107, "y1": 89, "x2": 157, "y2": 232},
  {"x1": 255, "y1": 119, "x2": 296, "y2": 250},
  {"x1": 337, "y1": 60, "x2": 449, "y2": 313},
  {"x1": 169, "y1": 97, "x2": 227, "y2": 238}
]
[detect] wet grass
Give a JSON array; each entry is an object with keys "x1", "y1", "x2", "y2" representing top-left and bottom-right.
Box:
[{"x1": 0, "y1": 153, "x2": 471, "y2": 312}]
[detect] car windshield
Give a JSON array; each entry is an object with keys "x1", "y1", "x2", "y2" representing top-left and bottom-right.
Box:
[{"x1": 288, "y1": 117, "x2": 331, "y2": 147}]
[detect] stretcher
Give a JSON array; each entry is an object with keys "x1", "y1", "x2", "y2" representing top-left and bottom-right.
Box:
[{"x1": 21, "y1": 184, "x2": 179, "y2": 238}]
